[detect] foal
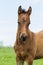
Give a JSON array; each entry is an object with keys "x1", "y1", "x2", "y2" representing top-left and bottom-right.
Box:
[{"x1": 14, "y1": 6, "x2": 43, "y2": 65}]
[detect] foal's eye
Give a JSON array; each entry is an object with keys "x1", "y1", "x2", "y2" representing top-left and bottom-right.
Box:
[
  {"x1": 27, "y1": 23, "x2": 29, "y2": 27},
  {"x1": 27, "y1": 22, "x2": 30, "y2": 27},
  {"x1": 18, "y1": 22, "x2": 21, "y2": 25}
]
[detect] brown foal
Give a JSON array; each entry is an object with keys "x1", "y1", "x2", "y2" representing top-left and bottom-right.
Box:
[{"x1": 14, "y1": 6, "x2": 43, "y2": 65}]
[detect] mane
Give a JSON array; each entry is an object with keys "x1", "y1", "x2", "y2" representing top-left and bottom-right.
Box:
[{"x1": 22, "y1": 9, "x2": 27, "y2": 13}]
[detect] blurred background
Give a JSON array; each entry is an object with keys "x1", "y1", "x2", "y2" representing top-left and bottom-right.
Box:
[{"x1": 0, "y1": 0, "x2": 43, "y2": 47}]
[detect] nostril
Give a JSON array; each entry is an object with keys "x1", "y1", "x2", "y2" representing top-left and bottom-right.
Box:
[{"x1": 20, "y1": 34, "x2": 27, "y2": 41}]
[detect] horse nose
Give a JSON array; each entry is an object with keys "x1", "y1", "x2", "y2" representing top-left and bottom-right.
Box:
[{"x1": 20, "y1": 33, "x2": 27, "y2": 42}]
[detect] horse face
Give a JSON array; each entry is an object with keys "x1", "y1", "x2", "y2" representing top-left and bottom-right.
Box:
[{"x1": 18, "y1": 6, "x2": 32, "y2": 42}]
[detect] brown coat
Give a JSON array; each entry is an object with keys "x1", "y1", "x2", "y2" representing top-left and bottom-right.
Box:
[
  {"x1": 14, "y1": 31, "x2": 43, "y2": 65},
  {"x1": 14, "y1": 6, "x2": 43, "y2": 65}
]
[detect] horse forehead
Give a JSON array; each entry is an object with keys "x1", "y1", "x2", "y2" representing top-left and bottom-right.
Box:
[
  {"x1": 22, "y1": 14, "x2": 29, "y2": 20},
  {"x1": 22, "y1": 15, "x2": 27, "y2": 21},
  {"x1": 19, "y1": 14, "x2": 29, "y2": 21}
]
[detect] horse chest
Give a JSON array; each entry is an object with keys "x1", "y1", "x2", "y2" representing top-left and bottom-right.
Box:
[{"x1": 17, "y1": 45, "x2": 29, "y2": 58}]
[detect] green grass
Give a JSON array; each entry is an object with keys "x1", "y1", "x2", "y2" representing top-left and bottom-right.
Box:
[{"x1": 0, "y1": 47, "x2": 43, "y2": 65}]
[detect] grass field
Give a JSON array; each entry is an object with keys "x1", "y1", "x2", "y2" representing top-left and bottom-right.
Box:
[{"x1": 0, "y1": 47, "x2": 43, "y2": 65}]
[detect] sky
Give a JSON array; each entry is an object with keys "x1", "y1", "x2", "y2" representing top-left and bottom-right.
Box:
[{"x1": 0, "y1": 0, "x2": 43, "y2": 46}]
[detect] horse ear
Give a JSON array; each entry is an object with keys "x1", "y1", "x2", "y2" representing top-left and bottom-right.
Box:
[
  {"x1": 18, "y1": 6, "x2": 22, "y2": 14},
  {"x1": 27, "y1": 6, "x2": 32, "y2": 15}
]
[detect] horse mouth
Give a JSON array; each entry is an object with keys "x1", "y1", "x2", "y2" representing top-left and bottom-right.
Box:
[
  {"x1": 19, "y1": 34, "x2": 27, "y2": 42},
  {"x1": 21, "y1": 36, "x2": 27, "y2": 42}
]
